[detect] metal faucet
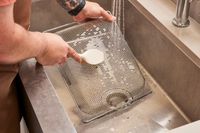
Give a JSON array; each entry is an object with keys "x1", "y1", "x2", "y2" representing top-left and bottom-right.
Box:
[{"x1": 172, "y1": 0, "x2": 192, "y2": 28}]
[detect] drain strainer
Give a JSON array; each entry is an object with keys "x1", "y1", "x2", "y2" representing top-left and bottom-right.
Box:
[
  {"x1": 103, "y1": 89, "x2": 132, "y2": 109},
  {"x1": 49, "y1": 20, "x2": 152, "y2": 122}
]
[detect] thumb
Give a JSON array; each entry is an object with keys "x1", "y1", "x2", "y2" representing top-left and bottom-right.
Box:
[
  {"x1": 67, "y1": 46, "x2": 82, "y2": 63},
  {"x1": 101, "y1": 9, "x2": 116, "y2": 22}
]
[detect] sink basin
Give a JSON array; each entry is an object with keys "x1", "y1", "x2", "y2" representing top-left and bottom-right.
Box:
[
  {"x1": 46, "y1": 20, "x2": 152, "y2": 123},
  {"x1": 20, "y1": 0, "x2": 200, "y2": 132}
]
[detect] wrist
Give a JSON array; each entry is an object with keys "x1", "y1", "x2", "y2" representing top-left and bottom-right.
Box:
[
  {"x1": 57, "y1": 0, "x2": 86, "y2": 16},
  {"x1": 68, "y1": 0, "x2": 86, "y2": 16},
  {"x1": 33, "y1": 32, "x2": 48, "y2": 59}
]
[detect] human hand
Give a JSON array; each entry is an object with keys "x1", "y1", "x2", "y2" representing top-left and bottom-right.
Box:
[
  {"x1": 73, "y1": 1, "x2": 116, "y2": 22},
  {"x1": 36, "y1": 33, "x2": 81, "y2": 65}
]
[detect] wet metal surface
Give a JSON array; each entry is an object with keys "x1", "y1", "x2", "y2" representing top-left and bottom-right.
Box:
[
  {"x1": 49, "y1": 20, "x2": 151, "y2": 123},
  {"x1": 127, "y1": 0, "x2": 200, "y2": 121},
  {"x1": 19, "y1": 60, "x2": 76, "y2": 133},
  {"x1": 19, "y1": 0, "x2": 194, "y2": 132},
  {"x1": 46, "y1": 1, "x2": 188, "y2": 131},
  {"x1": 45, "y1": 61, "x2": 188, "y2": 133}
]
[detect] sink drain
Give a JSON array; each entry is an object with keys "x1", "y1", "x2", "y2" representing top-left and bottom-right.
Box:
[
  {"x1": 106, "y1": 93, "x2": 128, "y2": 107},
  {"x1": 103, "y1": 89, "x2": 133, "y2": 109}
]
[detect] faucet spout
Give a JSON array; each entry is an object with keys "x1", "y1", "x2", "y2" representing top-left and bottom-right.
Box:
[{"x1": 172, "y1": 0, "x2": 192, "y2": 27}]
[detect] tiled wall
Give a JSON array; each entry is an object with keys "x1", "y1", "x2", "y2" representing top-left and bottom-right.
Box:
[{"x1": 172, "y1": 0, "x2": 200, "y2": 24}]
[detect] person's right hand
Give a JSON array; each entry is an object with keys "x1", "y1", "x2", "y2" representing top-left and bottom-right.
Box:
[{"x1": 36, "y1": 33, "x2": 81, "y2": 65}]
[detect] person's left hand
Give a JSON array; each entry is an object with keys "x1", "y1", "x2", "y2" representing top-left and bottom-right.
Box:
[{"x1": 73, "y1": 1, "x2": 116, "y2": 22}]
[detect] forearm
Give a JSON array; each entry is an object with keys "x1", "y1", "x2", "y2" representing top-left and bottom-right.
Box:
[
  {"x1": 0, "y1": 4, "x2": 46, "y2": 64},
  {"x1": 0, "y1": 23, "x2": 45, "y2": 64},
  {"x1": 0, "y1": 3, "x2": 81, "y2": 65}
]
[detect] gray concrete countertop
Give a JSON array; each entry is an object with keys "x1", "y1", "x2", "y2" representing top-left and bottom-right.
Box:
[{"x1": 19, "y1": 59, "x2": 76, "y2": 133}]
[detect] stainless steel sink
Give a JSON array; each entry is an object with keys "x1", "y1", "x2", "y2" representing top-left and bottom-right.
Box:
[
  {"x1": 46, "y1": 20, "x2": 152, "y2": 123},
  {"x1": 24, "y1": 0, "x2": 200, "y2": 132}
]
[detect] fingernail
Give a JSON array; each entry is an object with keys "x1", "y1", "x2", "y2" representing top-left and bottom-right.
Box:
[
  {"x1": 107, "y1": 10, "x2": 112, "y2": 14},
  {"x1": 112, "y1": 16, "x2": 116, "y2": 21}
]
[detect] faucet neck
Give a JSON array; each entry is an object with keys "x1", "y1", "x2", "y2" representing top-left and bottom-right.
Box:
[{"x1": 172, "y1": 0, "x2": 192, "y2": 27}]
